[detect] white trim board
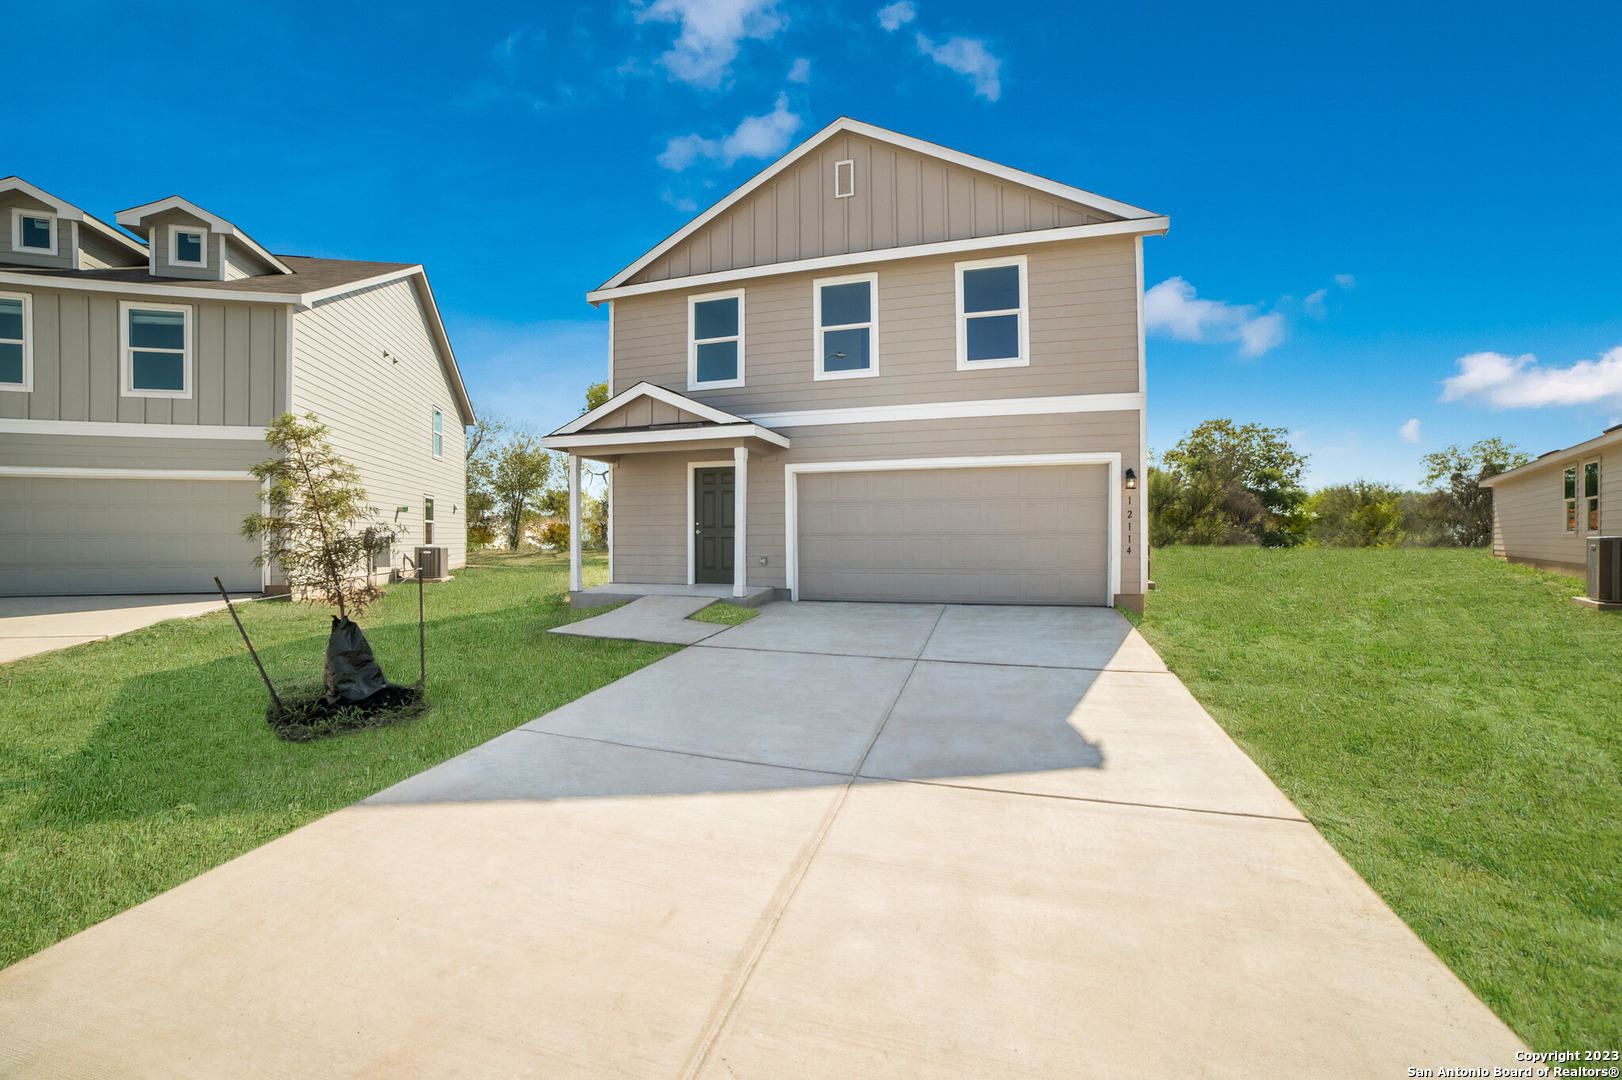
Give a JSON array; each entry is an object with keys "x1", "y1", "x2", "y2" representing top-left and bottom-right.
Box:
[
  {"x1": 0, "y1": 466, "x2": 255, "y2": 480},
  {"x1": 595, "y1": 116, "x2": 1163, "y2": 294},
  {"x1": 542, "y1": 422, "x2": 790, "y2": 452},
  {"x1": 0, "y1": 418, "x2": 266, "y2": 441},
  {"x1": 784, "y1": 453, "x2": 1122, "y2": 605},
  {"x1": 588, "y1": 216, "x2": 1169, "y2": 303},
  {"x1": 0, "y1": 290, "x2": 34, "y2": 393},
  {"x1": 741, "y1": 392, "x2": 1144, "y2": 429}
]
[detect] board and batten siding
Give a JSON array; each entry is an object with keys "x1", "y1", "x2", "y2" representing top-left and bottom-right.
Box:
[
  {"x1": 291, "y1": 276, "x2": 468, "y2": 571},
  {"x1": 1490, "y1": 452, "x2": 1614, "y2": 571},
  {"x1": 627, "y1": 132, "x2": 1118, "y2": 285},
  {"x1": 612, "y1": 235, "x2": 1141, "y2": 414},
  {"x1": 0, "y1": 285, "x2": 286, "y2": 427},
  {"x1": 607, "y1": 409, "x2": 1143, "y2": 597}
]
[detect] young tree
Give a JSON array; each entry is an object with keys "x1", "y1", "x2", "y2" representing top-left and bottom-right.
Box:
[
  {"x1": 1420, "y1": 438, "x2": 1532, "y2": 547},
  {"x1": 490, "y1": 433, "x2": 554, "y2": 549},
  {"x1": 243, "y1": 412, "x2": 394, "y2": 620}
]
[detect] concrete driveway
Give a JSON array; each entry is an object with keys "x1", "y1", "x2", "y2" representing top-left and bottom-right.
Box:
[
  {"x1": 0, "y1": 602, "x2": 1524, "y2": 1077},
  {"x1": 0, "y1": 594, "x2": 235, "y2": 664}
]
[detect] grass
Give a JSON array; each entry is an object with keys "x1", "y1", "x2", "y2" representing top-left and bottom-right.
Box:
[
  {"x1": 0, "y1": 551, "x2": 676, "y2": 971},
  {"x1": 1129, "y1": 546, "x2": 1619, "y2": 1047},
  {"x1": 689, "y1": 602, "x2": 759, "y2": 626}
]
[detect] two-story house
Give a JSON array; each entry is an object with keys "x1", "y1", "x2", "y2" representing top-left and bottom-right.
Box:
[
  {"x1": 544, "y1": 118, "x2": 1166, "y2": 611},
  {"x1": 0, "y1": 177, "x2": 473, "y2": 596}
]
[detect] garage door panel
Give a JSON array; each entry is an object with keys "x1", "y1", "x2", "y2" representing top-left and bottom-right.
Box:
[
  {"x1": 798, "y1": 465, "x2": 1108, "y2": 606},
  {"x1": 0, "y1": 477, "x2": 262, "y2": 596}
]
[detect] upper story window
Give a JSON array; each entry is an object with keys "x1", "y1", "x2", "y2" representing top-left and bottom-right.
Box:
[
  {"x1": 955, "y1": 255, "x2": 1029, "y2": 370},
  {"x1": 11, "y1": 209, "x2": 56, "y2": 255},
  {"x1": 1565, "y1": 467, "x2": 1578, "y2": 532},
  {"x1": 170, "y1": 226, "x2": 207, "y2": 267},
  {"x1": 814, "y1": 273, "x2": 878, "y2": 380},
  {"x1": 120, "y1": 301, "x2": 191, "y2": 398},
  {"x1": 432, "y1": 408, "x2": 443, "y2": 457},
  {"x1": 1585, "y1": 461, "x2": 1601, "y2": 532},
  {"x1": 0, "y1": 292, "x2": 31, "y2": 391},
  {"x1": 689, "y1": 289, "x2": 744, "y2": 389}
]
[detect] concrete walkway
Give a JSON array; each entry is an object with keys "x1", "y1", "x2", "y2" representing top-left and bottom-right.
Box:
[
  {"x1": 549, "y1": 593, "x2": 730, "y2": 645},
  {"x1": 0, "y1": 603, "x2": 1525, "y2": 1077},
  {"x1": 0, "y1": 594, "x2": 236, "y2": 664}
]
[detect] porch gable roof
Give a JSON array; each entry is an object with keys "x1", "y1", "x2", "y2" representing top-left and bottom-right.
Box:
[{"x1": 542, "y1": 381, "x2": 789, "y2": 454}]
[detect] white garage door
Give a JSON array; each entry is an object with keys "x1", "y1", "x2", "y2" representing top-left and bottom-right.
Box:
[
  {"x1": 0, "y1": 477, "x2": 263, "y2": 596},
  {"x1": 796, "y1": 465, "x2": 1110, "y2": 605}
]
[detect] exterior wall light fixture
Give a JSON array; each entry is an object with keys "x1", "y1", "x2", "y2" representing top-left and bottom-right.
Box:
[{"x1": 1124, "y1": 468, "x2": 1137, "y2": 489}]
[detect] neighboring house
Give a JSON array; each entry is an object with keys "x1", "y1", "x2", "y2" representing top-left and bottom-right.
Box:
[
  {"x1": 544, "y1": 118, "x2": 1166, "y2": 610},
  {"x1": 0, "y1": 177, "x2": 473, "y2": 597},
  {"x1": 1481, "y1": 426, "x2": 1616, "y2": 574}
]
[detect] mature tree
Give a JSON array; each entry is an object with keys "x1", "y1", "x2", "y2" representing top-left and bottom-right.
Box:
[
  {"x1": 490, "y1": 432, "x2": 554, "y2": 549},
  {"x1": 1420, "y1": 438, "x2": 1532, "y2": 547},
  {"x1": 1154, "y1": 420, "x2": 1311, "y2": 546},
  {"x1": 1306, "y1": 482, "x2": 1407, "y2": 547},
  {"x1": 243, "y1": 412, "x2": 394, "y2": 620},
  {"x1": 583, "y1": 379, "x2": 611, "y2": 413},
  {"x1": 464, "y1": 411, "x2": 507, "y2": 550}
]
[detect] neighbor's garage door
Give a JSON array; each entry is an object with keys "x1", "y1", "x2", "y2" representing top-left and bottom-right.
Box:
[
  {"x1": 796, "y1": 465, "x2": 1109, "y2": 605},
  {"x1": 0, "y1": 477, "x2": 263, "y2": 596}
]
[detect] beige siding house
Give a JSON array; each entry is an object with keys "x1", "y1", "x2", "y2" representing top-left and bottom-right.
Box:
[
  {"x1": 545, "y1": 119, "x2": 1166, "y2": 610},
  {"x1": 1482, "y1": 426, "x2": 1617, "y2": 574},
  {"x1": 0, "y1": 178, "x2": 473, "y2": 596}
]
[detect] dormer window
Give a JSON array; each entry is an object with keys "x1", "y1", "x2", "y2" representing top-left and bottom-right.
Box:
[
  {"x1": 170, "y1": 227, "x2": 207, "y2": 267},
  {"x1": 11, "y1": 209, "x2": 56, "y2": 255}
]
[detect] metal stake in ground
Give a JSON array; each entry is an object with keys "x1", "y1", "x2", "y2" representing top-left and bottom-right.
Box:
[
  {"x1": 404, "y1": 555, "x2": 426, "y2": 689},
  {"x1": 214, "y1": 576, "x2": 283, "y2": 714}
]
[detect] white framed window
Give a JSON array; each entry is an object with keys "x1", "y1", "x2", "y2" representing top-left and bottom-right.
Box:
[
  {"x1": 10, "y1": 208, "x2": 56, "y2": 255},
  {"x1": 1584, "y1": 460, "x2": 1601, "y2": 532},
  {"x1": 1564, "y1": 467, "x2": 1578, "y2": 533},
  {"x1": 119, "y1": 301, "x2": 192, "y2": 398},
  {"x1": 813, "y1": 272, "x2": 878, "y2": 380},
  {"x1": 0, "y1": 291, "x2": 32, "y2": 392},
  {"x1": 432, "y1": 408, "x2": 443, "y2": 457},
  {"x1": 955, "y1": 254, "x2": 1029, "y2": 370},
  {"x1": 424, "y1": 496, "x2": 436, "y2": 544},
  {"x1": 833, "y1": 158, "x2": 855, "y2": 199},
  {"x1": 688, "y1": 289, "x2": 744, "y2": 389},
  {"x1": 169, "y1": 225, "x2": 208, "y2": 267}
]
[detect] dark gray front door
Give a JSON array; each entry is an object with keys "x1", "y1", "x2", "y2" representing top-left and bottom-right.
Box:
[{"x1": 694, "y1": 467, "x2": 735, "y2": 584}]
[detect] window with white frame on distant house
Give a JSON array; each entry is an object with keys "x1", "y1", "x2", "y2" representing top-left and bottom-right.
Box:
[
  {"x1": 11, "y1": 208, "x2": 55, "y2": 255},
  {"x1": 424, "y1": 496, "x2": 436, "y2": 544},
  {"x1": 955, "y1": 255, "x2": 1028, "y2": 369},
  {"x1": 170, "y1": 226, "x2": 207, "y2": 266},
  {"x1": 120, "y1": 302, "x2": 191, "y2": 397},
  {"x1": 689, "y1": 290, "x2": 744, "y2": 388},
  {"x1": 1585, "y1": 461, "x2": 1600, "y2": 531},
  {"x1": 814, "y1": 273, "x2": 878, "y2": 380},
  {"x1": 1565, "y1": 467, "x2": 1578, "y2": 532},
  {"x1": 0, "y1": 292, "x2": 31, "y2": 391},
  {"x1": 432, "y1": 408, "x2": 443, "y2": 457}
]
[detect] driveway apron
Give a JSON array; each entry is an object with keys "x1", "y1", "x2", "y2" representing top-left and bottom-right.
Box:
[{"x1": 0, "y1": 602, "x2": 1526, "y2": 1078}]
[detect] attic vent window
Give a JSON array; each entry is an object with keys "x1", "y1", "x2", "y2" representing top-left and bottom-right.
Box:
[
  {"x1": 171, "y1": 228, "x2": 206, "y2": 267},
  {"x1": 11, "y1": 209, "x2": 55, "y2": 255},
  {"x1": 833, "y1": 159, "x2": 854, "y2": 199}
]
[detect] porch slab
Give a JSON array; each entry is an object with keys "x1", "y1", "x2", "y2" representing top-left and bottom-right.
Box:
[
  {"x1": 550, "y1": 594, "x2": 729, "y2": 645},
  {"x1": 571, "y1": 582, "x2": 776, "y2": 609}
]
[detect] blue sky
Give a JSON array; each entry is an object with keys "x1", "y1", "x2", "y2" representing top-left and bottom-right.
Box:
[{"x1": 9, "y1": 0, "x2": 1620, "y2": 486}]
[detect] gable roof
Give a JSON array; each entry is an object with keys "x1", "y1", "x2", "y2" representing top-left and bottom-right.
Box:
[
  {"x1": 594, "y1": 117, "x2": 1164, "y2": 299},
  {"x1": 0, "y1": 177, "x2": 149, "y2": 261},
  {"x1": 552, "y1": 381, "x2": 754, "y2": 436},
  {"x1": 1480, "y1": 426, "x2": 1621, "y2": 488},
  {"x1": 116, "y1": 196, "x2": 293, "y2": 275}
]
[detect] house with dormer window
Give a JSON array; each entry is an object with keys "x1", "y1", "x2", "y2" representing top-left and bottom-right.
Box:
[
  {"x1": 0, "y1": 177, "x2": 473, "y2": 596},
  {"x1": 544, "y1": 118, "x2": 1166, "y2": 610}
]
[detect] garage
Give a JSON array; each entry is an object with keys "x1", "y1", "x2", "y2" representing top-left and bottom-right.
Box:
[
  {"x1": 0, "y1": 476, "x2": 264, "y2": 596},
  {"x1": 794, "y1": 463, "x2": 1111, "y2": 605}
]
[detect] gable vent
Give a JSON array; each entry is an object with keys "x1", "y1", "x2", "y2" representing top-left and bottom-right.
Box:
[{"x1": 833, "y1": 159, "x2": 854, "y2": 199}]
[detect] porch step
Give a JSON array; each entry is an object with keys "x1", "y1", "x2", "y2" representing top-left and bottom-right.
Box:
[{"x1": 570, "y1": 582, "x2": 778, "y2": 609}]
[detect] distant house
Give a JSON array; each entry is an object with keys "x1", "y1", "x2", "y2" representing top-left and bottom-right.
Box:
[
  {"x1": 0, "y1": 177, "x2": 474, "y2": 596},
  {"x1": 544, "y1": 117, "x2": 1166, "y2": 610},
  {"x1": 1481, "y1": 426, "x2": 1615, "y2": 574}
]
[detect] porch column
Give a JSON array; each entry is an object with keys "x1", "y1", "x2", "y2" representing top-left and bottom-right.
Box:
[
  {"x1": 733, "y1": 445, "x2": 748, "y2": 599},
  {"x1": 568, "y1": 453, "x2": 583, "y2": 593}
]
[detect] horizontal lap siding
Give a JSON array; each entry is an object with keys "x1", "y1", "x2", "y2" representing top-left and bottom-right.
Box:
[
  {"x1": 292, "y1": 278, "x2": 467, "y2": 570},
  {"x1": 613, "y1": 236, "x2": 1140, "y2": 413},
  {"x1": 610, "y1": 452, "x2": 690, "y2": 583},
  {"x1": 1492, "y1": 455, "x2": 1612, "y2": 569},
  {"x1": 0, "y1": 287, "x2": 284, "y2": 426},
  {"x1": 0, "y1": 433, "x2": 266, "y2": 471}
]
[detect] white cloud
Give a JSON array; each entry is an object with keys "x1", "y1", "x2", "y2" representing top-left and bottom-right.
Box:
[
  {"x1": 634, "y1": 0, "x2": 785, "y2": 89},
  {"x1": 1439, "y1": 346, "x2": 1622, "y2": 409},
  {"x1": 1144, "y1": 276, "x2": 1286, "y2": 358},
  {"x1": 660, "y1": 188, "x2": 699, "y2": 213},
  {"x1": 1400, "y1": 418, "x2": 1422, "y2": 443},
  {"x1": 1303, "y1": 288, "x2": 1329, "y2": 319},
  {"x1": 787, "y1": 57, "x2": 810, "y2": 83},
  {"x1": 658, "y1": 93, "x2": 804, "y2": 172},
  {"x1": 915, "y1": 33, "x2": 1002, "y2": 100},
  {"x1": 877, "y1": 1, "x2": 916, "y2": 30},
  {"x1": 1334, "y1": 273, "x2": 1356, "y2": 289}
]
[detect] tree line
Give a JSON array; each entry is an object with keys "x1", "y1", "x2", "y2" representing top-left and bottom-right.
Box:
[{"x1": 1148, "y1": 419, "x2": 1532, "y2": 549}]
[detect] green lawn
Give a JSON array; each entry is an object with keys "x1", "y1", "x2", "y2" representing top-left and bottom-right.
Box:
[
  {"x1": 0, "y1": 551, "x2": 676, "y2": 970},
  {"x1": 1128, "y1": 547, "x2": 1619, "y2": 1047},
  {"x1": 689, "y1": 602, "x2": 759, "y2": 626}
]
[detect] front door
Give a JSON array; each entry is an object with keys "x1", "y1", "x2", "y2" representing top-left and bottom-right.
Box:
[{"x1": 694, "y1": 467, "x2": 735, "y2": 584}]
